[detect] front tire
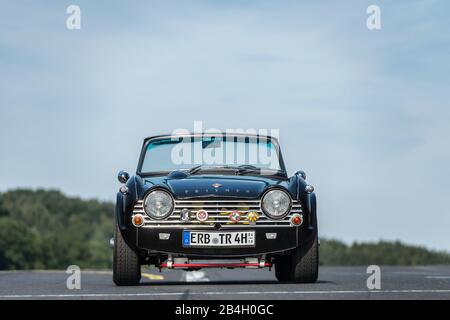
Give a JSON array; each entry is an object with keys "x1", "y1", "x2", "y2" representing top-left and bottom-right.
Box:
[
  {"x1": 274, "y1": 255, "x2": 292, "y2": 281},
  {"x1": 275, "y1": 235, "x2": 319, "y2": 283},
  {"x1": 113, "y1": 224, "x2": 141, "y2": 286}
]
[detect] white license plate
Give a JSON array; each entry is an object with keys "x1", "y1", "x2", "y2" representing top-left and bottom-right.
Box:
[{"x1": 182, "y1": 230, "x2": 255, "y2": 247}]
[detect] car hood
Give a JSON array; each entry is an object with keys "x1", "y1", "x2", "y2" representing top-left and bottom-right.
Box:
[{"x1": 140, "y1": 174, "x2": 292, "y2": 199}]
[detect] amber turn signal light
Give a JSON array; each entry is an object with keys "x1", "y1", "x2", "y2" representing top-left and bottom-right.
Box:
[{"x1": 132, "y1": 214, "x2": 144, "y2": 227}]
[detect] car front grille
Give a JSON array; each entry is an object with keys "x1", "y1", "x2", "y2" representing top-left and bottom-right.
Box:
[{"x1": 133, "y1": 199, "x2": 302, "y2": 228}]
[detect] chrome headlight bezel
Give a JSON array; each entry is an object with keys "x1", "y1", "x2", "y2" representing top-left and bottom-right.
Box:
[
  {"x1": 143, "y1": 189, "x2": 174, "y2": 220},
  {"x1": 261, "y1": 189, "x2": 292, "y2": 220}
]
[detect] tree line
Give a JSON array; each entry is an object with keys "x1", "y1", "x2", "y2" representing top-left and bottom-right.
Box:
[{"x1": 0, "y1": 189, "x2": 449, "y2": 270}]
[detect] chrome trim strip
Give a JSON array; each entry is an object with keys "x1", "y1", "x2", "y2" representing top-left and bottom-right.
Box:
[
  {"x1": 174, "y1": 200, "x2": 261, "y2": 203},
  {"x1": 139, "y1": 224, "x2": 294, "y2": 229}
]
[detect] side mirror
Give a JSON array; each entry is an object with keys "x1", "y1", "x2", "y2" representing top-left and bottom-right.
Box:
[
  {"x1": 118, "y1": 170, "x2": 130, "y2": 184},
  {"x1": 295, "y1": 170, "x2": 306, "y2": 180}
]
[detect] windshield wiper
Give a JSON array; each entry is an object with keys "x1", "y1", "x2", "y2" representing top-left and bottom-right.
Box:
[
  {"x1": 188, "y1": 165, "x2": 237, "y2": 175},
  {"x1": 236, "y1": 165, "x2": 286, "y2": 176},
  {"x1": 189, "y1": 164, "x2": 284, "y2": 176},
  {"x1": 234, "y1": 165, "x2": 260, "y2": 175},
  {"x1": 188, "y1": 165, "x2": 206, "y2": 175},
  {"x1": 237, "y1": 164, "x2": 258, "y2": 171}
]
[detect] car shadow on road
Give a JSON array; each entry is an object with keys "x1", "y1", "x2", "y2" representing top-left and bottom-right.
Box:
[{"x1": 138, "y1": 280, "x2": 334, "y2": 286}]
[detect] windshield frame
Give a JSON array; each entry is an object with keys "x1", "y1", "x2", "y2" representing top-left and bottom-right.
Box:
[{"x1": 136, "y1": 133, "x2": 287, "y2": 177}]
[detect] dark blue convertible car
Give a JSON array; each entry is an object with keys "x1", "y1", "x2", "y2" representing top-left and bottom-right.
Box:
[{"x1": 113, "y1": 133, "x2": 318, "y2": 285}]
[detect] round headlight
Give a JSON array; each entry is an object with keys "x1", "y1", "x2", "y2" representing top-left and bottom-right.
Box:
[
  {"x1": 261, "y1": 189, "x2": 292, "y2": 219},
  {"x1": 143, "y1": 190, "x2": 174, "y2": 219}
]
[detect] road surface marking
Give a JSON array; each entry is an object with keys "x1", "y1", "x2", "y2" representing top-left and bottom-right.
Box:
[
  {"x1": 393, "y1": 272, "x2": 433, "y2": 275},
  {"x1": 142, "y1": 273, "x2": 164, "y2": 280},
  {"x1": 82, "y1": 271, "x2": 112, "y2": 275},
  {"x1": 30, "y1": 270, "x2": 164, "y2": 280},
  {"x1": 31, "y1": 270, "x2": 113, "y2": 275},
  {"x1": 426, "y1": 276, "x2": 450, "y2": 279},
  {"x1": 1, "y1": 289, "x2": 450, "y2": 299}
]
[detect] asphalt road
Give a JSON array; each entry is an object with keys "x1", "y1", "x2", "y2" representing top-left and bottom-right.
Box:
[{"x1": 0, "y1": 266, "x2": 449, "y2": 300}]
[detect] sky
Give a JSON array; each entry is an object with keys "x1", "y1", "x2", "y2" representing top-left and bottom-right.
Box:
[{"x1": 1, "y1": 0, "x2": 449, "y2": 250}]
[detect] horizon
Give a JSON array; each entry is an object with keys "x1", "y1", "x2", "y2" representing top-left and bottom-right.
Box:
[{"x1": 1, "y1": 186, "x2": 449, "y2": 254}]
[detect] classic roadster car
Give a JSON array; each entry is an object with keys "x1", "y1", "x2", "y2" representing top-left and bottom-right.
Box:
[{"x1": 113, "y1": 133, "x2": 318, "y2": 285}]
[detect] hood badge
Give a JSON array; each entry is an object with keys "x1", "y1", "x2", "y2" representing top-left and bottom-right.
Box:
[{"x1": 212, "y1": 183, "x2": 222, "y2": 188}]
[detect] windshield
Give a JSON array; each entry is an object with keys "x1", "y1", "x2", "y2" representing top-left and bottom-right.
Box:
[{"x1": 139, "y1": 136, "x2": 283, "y2": 174}]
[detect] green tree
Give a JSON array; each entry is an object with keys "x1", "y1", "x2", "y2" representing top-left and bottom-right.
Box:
[
  {"x1": 0, "y1": 189, "x2": 114, "y2": 270},
  {"x1": 0, "y1": 218, "x2": 40, "y2": 269}
]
